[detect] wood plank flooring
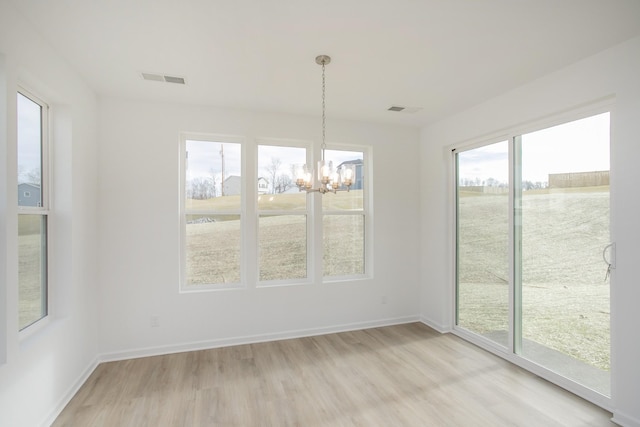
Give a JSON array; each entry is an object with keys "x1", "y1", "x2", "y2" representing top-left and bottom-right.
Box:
[{"x1": 53, "y1": 323, "x2": 614, "y2": 426}]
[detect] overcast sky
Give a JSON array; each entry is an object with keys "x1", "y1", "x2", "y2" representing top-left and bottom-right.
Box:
[
  {"x1": 186, "y1": 139, "x2": 362, "y2": 181},
  {"x1": 17, "y1": 93, "x2": 43, "y2": 185},
  {"x1": 458, "y1": 112, "x2": 610, "y2": 184}
]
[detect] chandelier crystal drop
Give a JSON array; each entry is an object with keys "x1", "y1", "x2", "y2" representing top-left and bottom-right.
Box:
[{"x1": 295, "y1": 55, "x2": 355, "y2": 194}]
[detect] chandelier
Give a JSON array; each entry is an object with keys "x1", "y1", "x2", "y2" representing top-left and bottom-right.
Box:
[{"x1": 295, "y1": 55, "x2": 355, "y2": 194}]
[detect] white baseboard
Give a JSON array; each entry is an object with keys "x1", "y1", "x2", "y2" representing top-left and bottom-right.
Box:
[
  {"x1": 40, "y1": 356, "x2": 100, "y2": 427},
  {"x1": 612, "y1": 411, "x2": 640, "y2": 427},
  {"x1": 419, "y1": 315, "x2": 451, "y2": 333},
  {"x1": 100, "y1": 315, "x2": 421, "y2": 363}
]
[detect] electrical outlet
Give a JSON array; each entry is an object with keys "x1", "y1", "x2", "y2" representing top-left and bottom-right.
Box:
[{"x1": 150, "y1": 315, "x2": 160, "y2": 327}]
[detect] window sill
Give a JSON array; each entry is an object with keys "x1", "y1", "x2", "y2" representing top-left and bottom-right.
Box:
[
  {"x1": 179, "y1": 283, "x2": 245, "y2": 294},
  {"x1": 19, "y1": 315, "x2": 51, "y2": 342}
]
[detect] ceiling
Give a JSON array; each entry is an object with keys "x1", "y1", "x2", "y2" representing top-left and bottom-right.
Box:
[{"x1": 10, "y1": 0, "x2": 640, "y2": 127}]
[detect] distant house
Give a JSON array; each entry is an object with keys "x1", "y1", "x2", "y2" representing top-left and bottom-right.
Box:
[
  {"x1": 18, "y1": 183, "x2": 41, "y2": 207},
  {"x1": 336, "y1": 159, "x2": 364, "y2": 190},
  {"x1": 257, "y1": 177, "x2": 269, "y2": 194},
  {"x1": 222, "y1": 176, "x2": 241, "y2": 196},
  {"x1": 222, "y1": 176, "x2": 271, "y2": 196}
]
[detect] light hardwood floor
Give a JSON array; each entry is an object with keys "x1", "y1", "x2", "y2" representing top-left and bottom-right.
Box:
[{"x1": 53, "y1": 323, "x2": 614, "y2": 426}]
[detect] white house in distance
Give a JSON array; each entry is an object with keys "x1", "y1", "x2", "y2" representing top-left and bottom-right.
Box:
[
  {"x1": 222, "y1": 176, "x2": 270, "y2": 196},
  {"x1": 222, "y1": 175, "x2": 240, "y2": 196},
  {"x1": 2, "y1": 1, "x2": 640, "y2": 426},
  {"x1": 257, "y1": 177, "x2": 269, "y2": 194}
]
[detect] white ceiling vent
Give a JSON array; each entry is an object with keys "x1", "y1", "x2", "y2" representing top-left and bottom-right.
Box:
[
  {"x1": 141, "y1": 72, "x2": 186, "y2": 85},
  {"x1": 387, "y1": 105, "x2": 422, "y2": 113}
]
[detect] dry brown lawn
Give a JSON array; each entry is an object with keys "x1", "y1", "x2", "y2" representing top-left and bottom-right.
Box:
[
  {"x1": 18, "y1": 215, "x2": 46, "y2": 330},
  {"x1": 458, "y1": 186, "x2": 610, "y2": 371},
  {"x1": 186, "y1": 214, "x2": 364, "y2": 284}
]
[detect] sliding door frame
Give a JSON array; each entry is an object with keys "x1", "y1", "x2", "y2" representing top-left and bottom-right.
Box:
[{"x1": 449, "y1": 98, "x2": 615, "y2": 411}]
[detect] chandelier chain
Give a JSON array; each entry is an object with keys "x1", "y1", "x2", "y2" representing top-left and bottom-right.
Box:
[{"x1": 322, "y1": 60, "x2": 326, "y2": 160}]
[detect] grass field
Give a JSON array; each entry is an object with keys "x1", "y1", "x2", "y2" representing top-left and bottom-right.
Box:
[
  {"x1": 18, "y1": 215, "x2": 47, "y2": 330},
  {"x1": 186, "y1": 189, "x2": 364, "y2": 211},
  {"x1": 185, "y1": 190, "x2": 365, "y2": 284},
  {"x1": 457, "y1": 186, "x2": 610, "y2": 371}
]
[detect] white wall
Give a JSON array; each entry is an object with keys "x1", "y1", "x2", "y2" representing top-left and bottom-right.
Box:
[
  {"x1": 0, "y1": 2, "x2": 99, "y2": 427},
  {"x1": 419, "y1": 36, "x2": 640, "y2": 426},
  {"x1": 97, "y1": 98, "x2": 421, "y2": 357}
]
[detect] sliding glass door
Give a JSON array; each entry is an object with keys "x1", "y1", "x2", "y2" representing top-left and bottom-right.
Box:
[
  {"x1": 456, "y1": 141, "x2": 510, "y2": 348},
  {"x1": 456, "y1": 112, "x2": 611, "y2": 397},
  {"x1": 516, "y1": 113, "x2": 611, "y2": 395}
]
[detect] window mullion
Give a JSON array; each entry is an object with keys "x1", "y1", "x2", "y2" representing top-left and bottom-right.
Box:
[{"x1": 510, "y1": 135, "x2": 522, "y2": 355}]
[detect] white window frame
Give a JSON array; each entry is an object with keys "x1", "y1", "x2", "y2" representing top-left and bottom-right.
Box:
[
  {"x1": 320, "y1": 144, "x2": 372, "y2": 282},
  {"x1": 256, "y1": 138, "x2": 313, "y2": 286},
  {"x1": 179, "y1": 134, "x2": 373, "y2": 291},
  {"x1": 179, "y1": 133, "x2": 246, "y2": 292},
  {"x1": 17, "y1": 87, "x2": 50, "y2": 333}
]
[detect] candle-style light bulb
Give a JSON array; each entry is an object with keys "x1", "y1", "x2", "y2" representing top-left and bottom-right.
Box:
[
  {"x1": 295, "y1": 165, "x2": 306, "y2": 189},
  {"x1": 318, "y1": 160, "x2": 331, "y2": 184},
  {"x1": 341, "y1": 164, "x2": 355, "y2": 187},
  {"x1": 330, "y1": 171, "x2": 340, "y2": 190}
]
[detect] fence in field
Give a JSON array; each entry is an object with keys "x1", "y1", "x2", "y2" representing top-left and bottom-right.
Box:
[
  {"x1": 459, "y1": 185, "x2": 508, "y2": 194},
  {"x1": 548, "y1": 170, "x2": 609, "y2": 189}
]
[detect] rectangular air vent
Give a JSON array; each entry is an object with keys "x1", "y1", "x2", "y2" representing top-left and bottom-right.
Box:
[
  {"x1": 163, "y1": 75, "x2": 186, "y2": 84},
  {"x1": 141, "y1": 72, "x2": 186, "y2": 85},
  {"x1": 387, "y1": 105, "x2": 422, "y2": 113}
]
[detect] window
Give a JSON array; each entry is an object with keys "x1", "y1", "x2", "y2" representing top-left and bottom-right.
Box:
[
  {"x1": 17, "y1": 90, "x2": 49, "y2": 330},
  {"x1": 180, "y1": 136, "x2": 370, "y2": 289},
  {"x1": 182, "y1": 138, "x2": 242, "y2": 287},
  {"x1": 322, "y1": 149, "x2": 366, "y2": 278},
  {"x1": 257, "y1": 144, "x2": 308, "y2": 282}
]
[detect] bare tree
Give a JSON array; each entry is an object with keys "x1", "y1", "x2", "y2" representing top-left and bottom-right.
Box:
[
  {"x1": 264, "y1": 157, "x2": 282, "y2": 194},
  {"x1": 274, "y1": 174, "x2": 293, "y2": 194},
  {"x1": 25, "y1": 167, "x2": 41, "y2": 185},
  {"x1": 187, "y1": 177, "x2": 215, "y2": 199}
]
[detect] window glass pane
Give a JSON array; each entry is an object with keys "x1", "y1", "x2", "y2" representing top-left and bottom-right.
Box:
[
  {"x1": 259, "y1": 215, "x2": 306, "y2": 281},
  {"x1": 323, "y1": 215, "x2": 364, "y2": 277},
  {"x1": 185, "y1": 214, "x2": 241, "y2": 285},
  {"x1": 456, "y1": 141, "x2": 509, "y2": 348},
  {"x1": 19, "y1": 215, "x2": 47, "y2": 330},
  {"x1": 257, "y1": 145, "x2": 307, "y2": 210},
  {"x1": 518, "y1": 113, "x2": 610, "y2": 395},
  {"x1": 322, "y1": 149, "x2": 363, "y2": 211},
  {"x1": 185, "y1": 140, "x2": 241, "y2": 211},
  {"x1": 17, "y1": 93, "x2": 43, "y2": 207}
]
